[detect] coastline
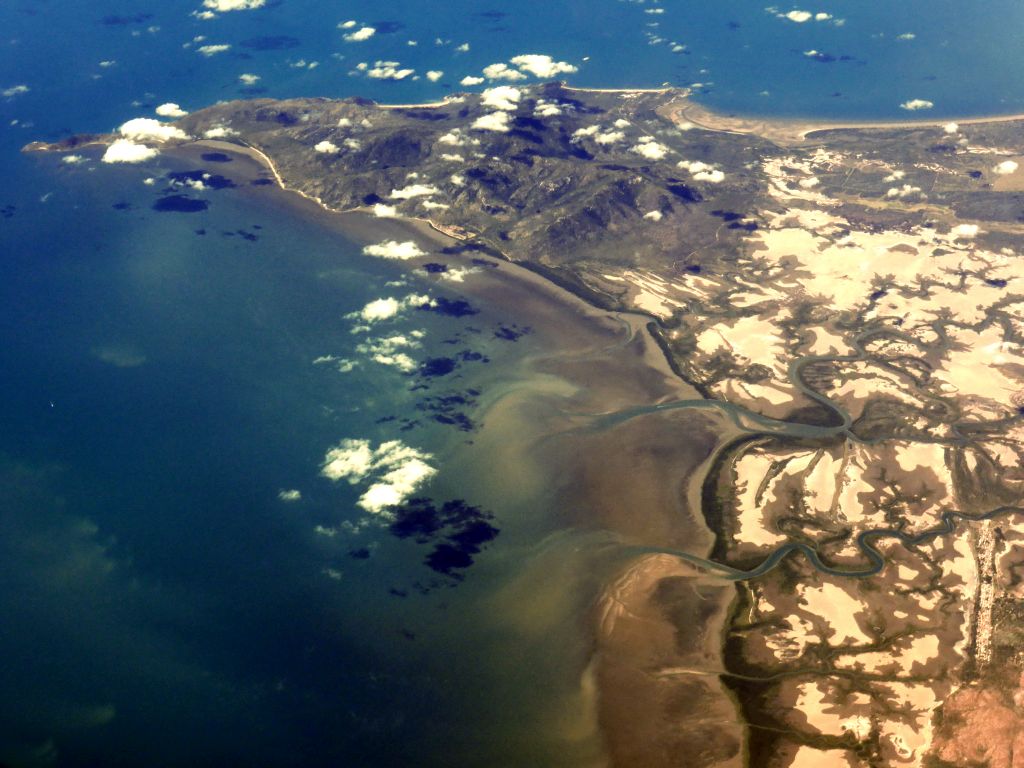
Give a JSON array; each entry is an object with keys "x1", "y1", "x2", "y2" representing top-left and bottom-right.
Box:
[
  {"x1": 26, "y1": 83, "x2": 1024, "y2": 169},
  {"x1": 45, "y1": 83, "x2": 1024, "y2": 764},
  {"x1": 36, "y1": 84, "x2": 1024, "y2": 765},
  {"x1": 357, "y1": 82, "x2": 1024, "y2": 144},
  {"x1": 24, "y1": 141, "x2": 703, "y2": 766},
  {"x1": 21, "y1": 77, "x2": 1024, "y2": 767},
  {"x1": 664, "y1": 91, "x2": 1024, "y2": 144},
  {"x1": 164, "y1": 137, "x2": 746, "y2": 767},
  {"x1": 200, "y1": 139, "x2": 475, "y2": 245},
  {"x1": 560, "y1": 85, "x2": 674, "y2": 95},
  {"x1": 377, "y1": 97, "x2": 463, "y2": 110}
]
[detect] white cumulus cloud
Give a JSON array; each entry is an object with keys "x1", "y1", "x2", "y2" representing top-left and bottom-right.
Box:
[
  {"x1": 482, "y1": 62, "x2": 528, "y2": 82},
  {"x1": 632, "y1": 137, "x2": 668, "y2": 160},
  {"x1": 353, "y1": 297, "x2": 404, "y2": 323},
  {"x1": 197, "y1": 44, "x2": 231, "y2": 56},
  {"x1": 534, "y1": 100, "x2": 562, "y2": 117},
  {"x1": 362, "y1": 240, "x2": 426, "y2": 260},
  {"x1": 426, "y1": 70, "x2": 444, "y2": 82},
  {"x1": 155, "y1": 102, "x2": 187, "y2": 118},
  {"x1": 203, "y1": 0, "x2": 265, "y2": 10},
  {"x1": 3, "y1": 85, "x2": 29, "y2": 97},
  {"x1": 366, "y1": 61, "x2": 414, "y2": 80},
  {"x1": 678, "y1": 159, "x2": 725, "y2": 182},
  {"x1": 321, "y1": 439, "x2": 376, "y2": 483},
  {"x1": 204, "y1": 125, "x2": 237, "y2": 138},
  {"x1": 119, "y1": 117, "x2": 189, "y2": 142},
  {"x1": 900, "y1": 98, "x2": 934, "y2": 111},
  {"x1": 355, "y1": 334, "x2": 422, "y2": 372},
  {"x1": 438, "y1": 130, "x2": 465, "y2": 145},
  {"x1": 347, "y1": 294, "x2": 431, "y2": 325},
  {"x1": 509, "y1": 54, "x2": 578, "y2": 78},
  {"x1": 472, "y1": 112, "x2": 511, "y2": 132},
  {"x1": 573, "y1": 125, "x2": 625, "y2": 145},
  {"x1": 390, "y1": 183, "x2": 439, "y2": 199},
  {"x1": 315, "y1": 140, "x2": 339, "y2": 153},
  {"x1": 694, "y1": 169, "x2": 725, "y2": 183},
  {"x1": 994, "y1": 160, "x2": 1019, "y2": 175},
  {"x1": 102, "y1": 139, "x2": 159, "y2": 164},
  {"x1": 480, "y1": 85, "x2": 521, "y2": 111},
  {"x1": 886, "y1": 184, "x2": 922, "y2": 198},
  {"x1": 460, "y1": 75, "x2": 485, "y2": 86},
  {"x1": 595, "y1": 130, "x2": 625, "y2": 145},
  {"x1": 372, "y1": 203, "x2": 398, "y2": 217},
  {"x1": 321, "y1": 438, "x2": 437, "y2": 515},
  {"x1": 344, "y1": 26, "x2": 376, "y2": 42}
]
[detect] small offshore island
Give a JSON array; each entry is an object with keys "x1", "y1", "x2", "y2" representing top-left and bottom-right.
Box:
[{"x1": 28, "y1": 82, "x2": 1024, "y2": 768}]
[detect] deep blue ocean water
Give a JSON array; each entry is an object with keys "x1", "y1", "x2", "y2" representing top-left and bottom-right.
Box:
[
  {"x1": 1, "y1": 149, "x2": 609, "y2": 766},
  {"x1": 2, "y1": 0, "x2": 1021, "y2": 765}
]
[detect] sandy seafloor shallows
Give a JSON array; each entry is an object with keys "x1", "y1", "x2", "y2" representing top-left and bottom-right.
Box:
[{"x1": 0, "y1": 144, "x2": 728, "y2": 766}]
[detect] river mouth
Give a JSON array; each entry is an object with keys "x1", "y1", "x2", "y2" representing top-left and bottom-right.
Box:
[
  {"x1": 3, "y1": 145, "x2": 764, "y2": 767},
  {"x1": 158, "y1": 140, "x2": 1017, "y2": 767},
  {"x1": 18, "y1": 137, "x2": 1016, "y2": 768}
]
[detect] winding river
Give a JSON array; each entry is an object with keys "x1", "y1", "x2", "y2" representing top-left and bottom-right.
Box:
[{"x1": 592, "y1": 321, "x2": 1024, "y2": 581}]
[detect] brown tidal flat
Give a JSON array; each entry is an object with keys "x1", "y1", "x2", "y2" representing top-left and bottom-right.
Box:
[
  {"x1": 460, "y1": 251, "x2": 747, "y2": 768},
  {"x1": 173, "y1": 139, "x2": 748, "y2": 766},
  {"x1": 595, "y1": 553, "x2": 742, "y2": 768},
  {"x1": 534, "y1": 386, "x2": 741, "y2": 766},
  {"x1": 36, "y1": 80, "x2": 1024, "y2": 767}
]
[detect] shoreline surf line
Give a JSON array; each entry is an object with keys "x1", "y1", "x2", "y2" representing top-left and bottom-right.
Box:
[
  {"x1": 170, "y1": 138, "x2": 691, "y2": 394},
  {"x1": 198, "y1": 139, "x2": 472, "y2": 244},
  {"x1": 560, "y1": 84, "x2": 674, "y2": 95},
  {"x1": 666, "y1": 93, "x2": 1024, "y2": 145},
  {"x1": 24, "y1": 84, "x2": 1024, "y2": 157},
  {"x1": 345, "y1": 81, "x2": 1024, "y2": 141},
  {"x1": 377, "y1": 98, "x2": 463, "y2": 109}
]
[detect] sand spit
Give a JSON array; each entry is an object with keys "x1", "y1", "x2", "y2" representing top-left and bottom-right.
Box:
[{"x1": 666, "y1": 94, "x2": 1024, "y2": 146}]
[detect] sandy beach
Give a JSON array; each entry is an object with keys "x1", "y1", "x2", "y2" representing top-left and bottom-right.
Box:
[
  {"x1": 361, "y1": 82, "x2": 1024, "y2": 146},
  {"x1": 664, "y1": 92, "x2": 1024, "y2": 145}
]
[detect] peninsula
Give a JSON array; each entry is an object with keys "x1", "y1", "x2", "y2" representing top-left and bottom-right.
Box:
[{"x1": 27, "y1": 82, "x2": 1024, "y2": 768}]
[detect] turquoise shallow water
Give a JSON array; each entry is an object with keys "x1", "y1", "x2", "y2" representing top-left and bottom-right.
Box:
[{"x1": 2, "y1": 0, "x2": 1021, "y2": 764}]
